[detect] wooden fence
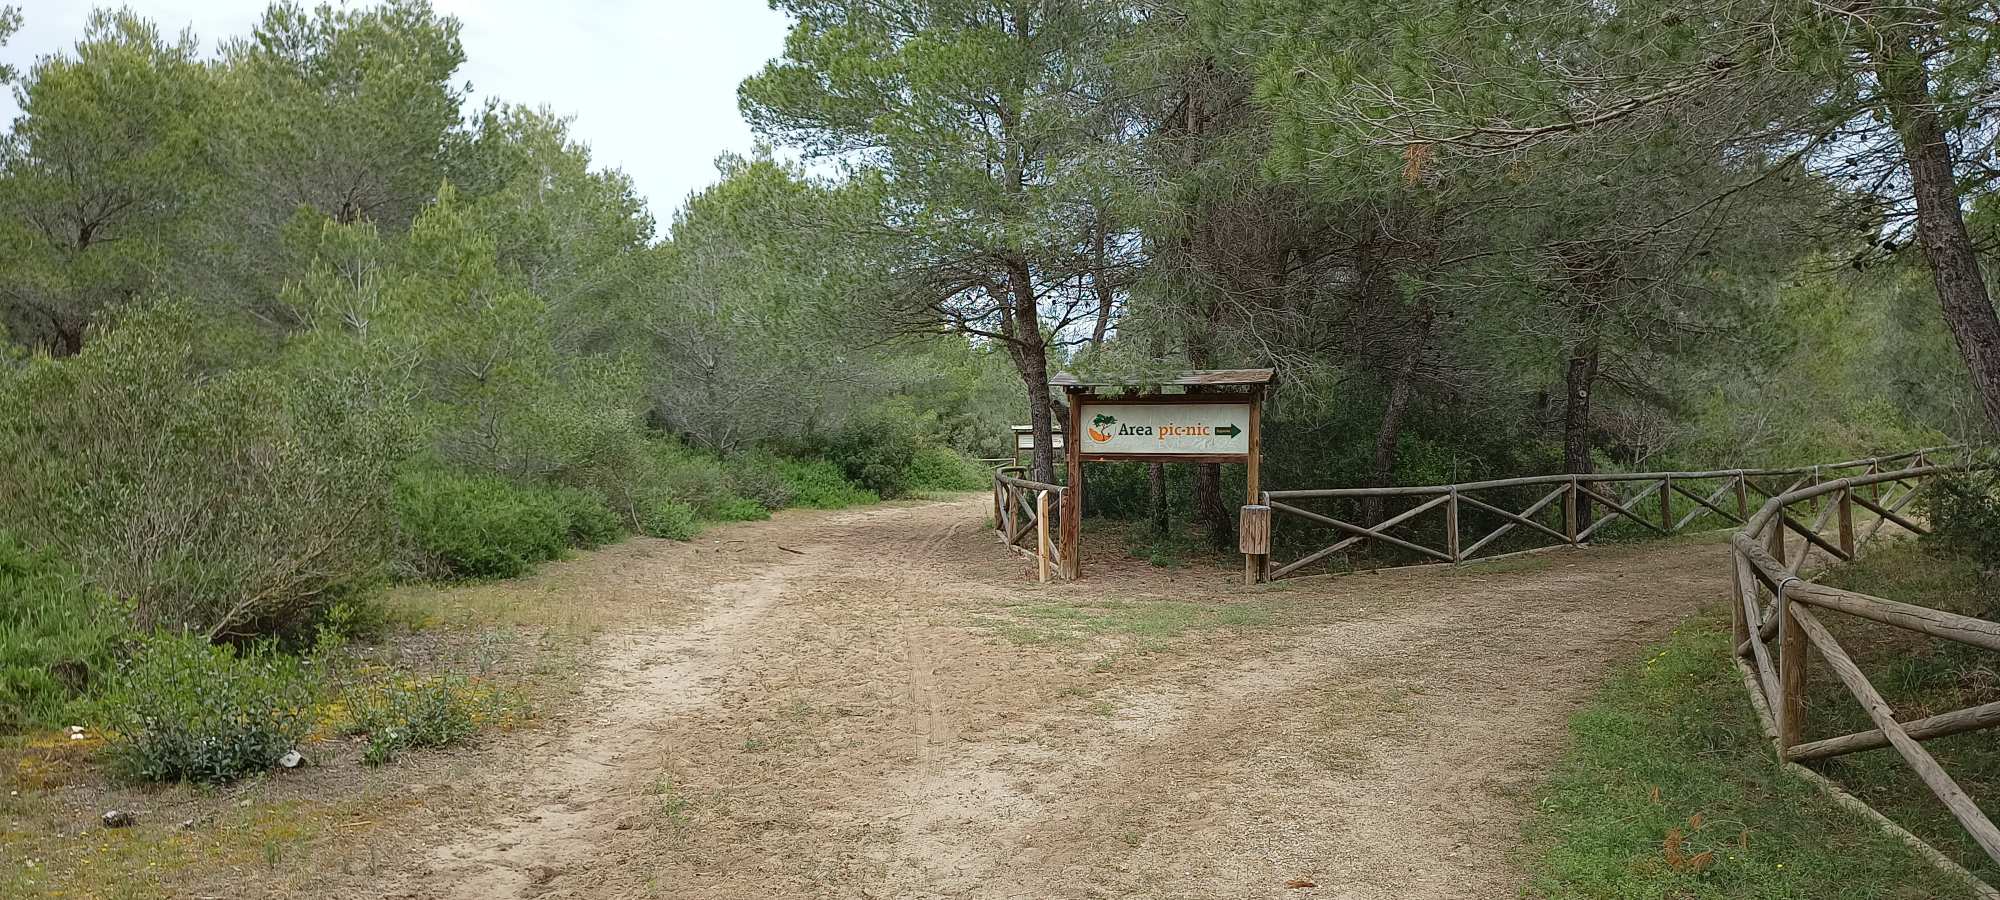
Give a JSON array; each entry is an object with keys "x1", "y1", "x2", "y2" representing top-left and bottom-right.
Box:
[
  {"x1": 992, "y1": 467, "x2": 1067, "y2": 583},
  {"x1": 1259, "y1": 447, "x2": 1952, "y2": 581},
  {"x1": 1728, "y1": 457, "x2": 2000, "y2": 888}
]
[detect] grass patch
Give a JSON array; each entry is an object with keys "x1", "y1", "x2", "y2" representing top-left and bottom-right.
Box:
[
  {"x1": 980, "y1": 598, "x2": 1271, "y2": 646},
  {"x1": 1524, "y1": 610, "x2": 1984, "y2": 898}
]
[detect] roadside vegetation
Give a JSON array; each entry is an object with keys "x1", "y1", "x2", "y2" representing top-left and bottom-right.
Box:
[{"x1": 1526, "y1": 478, "x2": 2000, "y2": 897}]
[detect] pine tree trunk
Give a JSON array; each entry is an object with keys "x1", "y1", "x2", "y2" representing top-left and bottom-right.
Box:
[
  {"x1": 1877, "y1": 33, "x2": 2000, "y2": 435},
  {"x1": 1563, "y1": 314, "x2": 1602, "y2": 530}
]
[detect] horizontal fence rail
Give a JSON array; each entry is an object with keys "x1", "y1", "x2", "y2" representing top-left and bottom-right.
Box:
[
  {"x1": 992, "y1": 467, "x2": 1067, "y2": 582},
  {"x1": 1726, "y1": 457, "x2": 2000, "y2": 889},
  {"x1": 1258, "y1": 447, "x2": 1954, "y2": 581}
]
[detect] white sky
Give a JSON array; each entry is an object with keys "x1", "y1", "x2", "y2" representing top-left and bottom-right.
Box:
[{"x1": 0, "y1": 0, "x2": 793, "y2": 222}]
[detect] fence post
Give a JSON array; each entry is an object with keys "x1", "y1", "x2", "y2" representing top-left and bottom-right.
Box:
[
  {"x1": 1867, "y1": 458, "x2": 1880, "y2": 502},
  {"x1": 1036, "y1": 490, "x2": 1051, "y2": 584},
  {"x1": 1767, "y1": 515, "x2": 1785, "y2": 568},
  {"x1": 1564, "y1": 477, "x2": 1579, "y2": 544},
  {"x1": 1659, "y1": 477, "x2": 1672, "y2": 532},
  {"x1": 1730, "y1": 551, "x2": 1749, "y2": 649},
  {"x1": 1838, "y1": 487, "x2": 1856, "y2": 558},
  {"x1": 1735, "y1": 474, "x2": 1748, "y2": 521},
  {"x1": 1446, "y1": 489, "x2": 1461, "y2": 563},
  {"x1": 1240, "y1": 504, "x2": 1271, "y2": 585},
  {"x1": 1779, "y1": 586, "x2": 1809, "y2": 754}
]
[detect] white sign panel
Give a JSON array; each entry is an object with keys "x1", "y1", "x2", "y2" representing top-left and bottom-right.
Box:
[
  {"x1": 1077, "y1": 401, "x2": 1252, "y2": 457},
  {"x1": 1014, "y1": 430, "x2": 1065, "y2": 450}
]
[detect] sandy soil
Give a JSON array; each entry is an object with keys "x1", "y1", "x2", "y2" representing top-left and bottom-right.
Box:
[{"x1": 180, "y1": 496, "x2": 1730, "y2": 899}]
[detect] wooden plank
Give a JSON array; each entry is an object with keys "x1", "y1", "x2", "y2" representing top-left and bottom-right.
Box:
[
  {"x1": 1458, "y1": 486, "x2": 1569, "y2": 558},
  {"x1": 1789, "y1": 606, "x2": 2000, "y2": 864},
  {"x1": 1854, "y1": 489, "x2": 1929, "y2": 539},
  {"x1": 1791, "y1": 699, "x2": 2000, "y2": 762},
  {"x1": 1267, "y1": 496, "x2": 1453, "y2": 577},
  {"x1": 1674, "y1": 477, "x2": 1745, "y2": 530},
  {"x1": 1781, "y1": 511, "x2": 1852, "y2": 569},
  {"x1": 1839, "y1": 488, "x2": 1856, "y2": 558},
  {"x1": 1575, "y1": 480, "x2": 1669, "y2": 541}
]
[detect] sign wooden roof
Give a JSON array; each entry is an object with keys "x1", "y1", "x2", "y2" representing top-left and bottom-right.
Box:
[{"x1": 1049, "y1": 369, "x2": 1276, "y2": 390}]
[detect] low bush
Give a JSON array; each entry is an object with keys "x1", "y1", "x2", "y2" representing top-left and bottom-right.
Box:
[
  {"x1": 0, "y1": 535, "x2": 134, "y2": 730},
  {"x1": 546, "y1": 485, "x2": 624, "y2": 548},
  {"x1": 777, "y1": 458, "x2": 878, "y2": 509},
  {"x1": 346, "y1": 673, "x2": 500, "y2": 766},
  {"x1": 811, "y1": 414, "x2": 920, "y2": 499},
  {"x1": 638, "y1": 498, "x2": 701, "y2": 540},
  {"x1": 724, "y1": 449, "x2": 796, "y2": 510},
  {"x1": 904, "y1": 445, "x2": 988, "y2": 492},
  {"x1": 1926, "y1": 467, "x2": 2000, "y2": 573},
  {"x1": 707, "y1": 497, "x2": 772, "y2": 522},
  {"x1": 393, "y1": 467, "x2": 573, "y2": 579},
  {"x1": 0, "y1": 300, "x2": 401, "y2": 638},
  {"x1": 97, "y1": 633, "x2": 320, "y2": 784}
]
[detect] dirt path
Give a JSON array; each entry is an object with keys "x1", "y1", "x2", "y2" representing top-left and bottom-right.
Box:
[{"x1": 370, "y1": 495, "x2": 1728, "y2": 899}]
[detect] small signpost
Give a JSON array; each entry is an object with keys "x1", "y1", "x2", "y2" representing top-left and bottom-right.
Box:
[{"x1": 1048, "y1": 369, "x2": 1272, "y2": 583}]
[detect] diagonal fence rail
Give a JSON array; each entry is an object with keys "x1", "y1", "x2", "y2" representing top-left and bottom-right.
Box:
[
  {"x1": 1258, "y1": 447, "x2": 1952, "y2": 580},
  {"x1": 1727, "y1": 456, "x2": 2000, "y2": 892}
]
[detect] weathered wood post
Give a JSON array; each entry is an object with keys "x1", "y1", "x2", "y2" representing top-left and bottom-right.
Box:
[
  {"x1": 1564, "y1": 477, "x2": 1579, "y2": 544},
  {"x1": 1867, "y1": 458, "x2": 1881, "y2": 502},
  {"x1": 1036, "y1": 490, "x2": 1051, "y2": 584},
  {"x1": 1838, "y1": 487, "x2": 1856, "y2": 558},
  {"x1": 1060, "y1": 392, "x2": 1083, "y2": 581},
  {"x1": 1730, "y1": 552, "x2": 1750, "y2": 650},
  {"x1": 1735, "y1": 474, "x2": 1748, "y2": 521},
  {"x1": 1779, "y1": 585, "x2": 1809, "y2": 754},
  {"x1": 1445, "y1": 488, "x2": 1461, "y2": 563},
  {"x1": 1659, "y1": 477, "x2": 1672, "y2": 533},
  {"x1": 1767, "y1": 516, "x2": 1786, "y2": 570},
  {"x1": 1240, "y1": 504, "x2": 1270, "y2": 585}
]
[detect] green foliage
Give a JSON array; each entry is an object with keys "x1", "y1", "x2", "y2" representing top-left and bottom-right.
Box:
[
  {"x1": 0, "y1": 300, "x2": 400, "y2": 637},
  {"x1": 1525, "y1": 616, "x2": 1979, "y2": 898},
  {"x1": 0, "y1": 535, "x2": 134, "y2": 730},
  {"x1": 638, "y1": 498, "x2": 701, "y2": 541},
  {"x1": 724, "y1": 450, "x2": 797, "y2": 510},
  {"x1": 706, "y1": 497, "x2": 772, "y2": 523},
  {"x1": 903, "y1": 445, "x2": 988, "y2": 492},
  {"x1": 812, "y1": 414, "x2": 921, "y2": 499},
  {"x1": 392, "y1": 467, "x2": 569, "y2": 580},
  {"x1": 776, "y1": 459, "x2": 879, "y2": 509},
  {"x1": 1925, "y1": 467, "x2": 2000, "y2": 572},
  {"x1": 346, "y1": 673, "x2": 492, "y2": 766},
  {"x1": 97, "y1": 633, "x2": 320, "y2": 784},
  {"x1": 545, "y1": 485, "x2": 624, "y2": 548}
]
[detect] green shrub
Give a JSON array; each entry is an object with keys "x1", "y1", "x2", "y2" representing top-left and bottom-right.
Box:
[
  {"x1": 707, "y1": 497, "x2": 772, "y2": 522},
  {"x1": 0, "y1": 300, "x2": 401, "y2": 638},
  {"x1": 393, "y1": 467, "x2": 570, "y2": 579},
  {"x1": 639, "y1": 498, "x2": 701, "y2": 540},
  {"x1": 546, "y1": 485, "x2": 623, "y2": 548},
  {"x1": 347, "y1": 673, "x2": 495, "y2": 766},
  {"x1": 0, "y1": 535, "x2": 135, "y2": 730},
  {"x1": 724, "y1": 449, "x2": 796, "y2": 510},
  {"x1": 905, "y1": 445, "x2": 987, "y2": 492},
  {"x1": 812, "y1": 415, "x2": 920, "y2": 499},
  {"x1": 1926, "y1": 467, "x2": 2000, "y2": 572},
  {"x1": 778, "y1": 458, "x2": 878, "y2": 509},
  {"x1": 97, "y1": 633, "x2": 319, "y2": 784}
]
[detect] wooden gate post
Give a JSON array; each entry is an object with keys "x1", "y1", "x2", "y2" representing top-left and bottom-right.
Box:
[
  {"x1": 1060, "y1": 393, "x2": 1083, "y2": 581},
  {"x1": 1779, "y1": 587, "x2": 1809, "y2": 753},
  {"x1": 1445, "y1": 489, "x2": 1461, "y2": 563},
  {"x1": 1659, "y1": 477, "x2": 1672, "y2": 532},
  {"x1": 1564, "y1": 477, "x2": 1579, "y2": 544},
  {"x1": 1838, "y1": 487, "x2": 1856, "y2": 558},
  {"x1": 1036, "y1": 490, "x2": 1051, "y2": 584},
  {"x1": 1240, "y1": 504, "x2": 1271, "y2": 585}
]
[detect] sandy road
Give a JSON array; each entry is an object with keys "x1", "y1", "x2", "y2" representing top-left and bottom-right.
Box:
[{"x1": 377, "y1": 494, "x2": 1728, "y2": 900}]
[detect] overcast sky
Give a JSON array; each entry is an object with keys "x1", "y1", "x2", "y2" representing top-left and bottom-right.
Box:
[{"x1": 0, "y1": 1, "x2": 793, "y2": 221}]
